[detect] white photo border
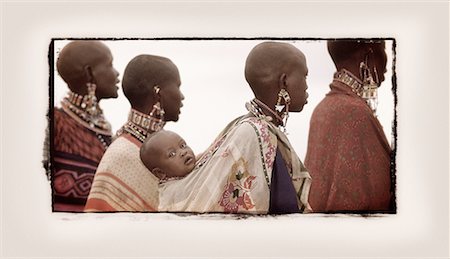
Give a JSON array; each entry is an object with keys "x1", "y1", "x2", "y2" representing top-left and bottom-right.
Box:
[{"x1": 1, "y1": 1, "x2": 448, "y2": 258}]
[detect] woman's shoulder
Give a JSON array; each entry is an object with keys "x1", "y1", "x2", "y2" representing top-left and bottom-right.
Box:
[
  {"x1": 96, "y1": 135, "x2": 154, "y2": 179},
  {"x1": 53, "y1": 107, "x2": 72, "y2": 127},
  {"x1": 316, "y1": 94, "x2": 374, "y2": 122},
  {"x1": 53, "y1": 107, "x2": 93, "y2": 141},
  {"x1": 238, "y1": 116, "x2": 272, "y2": 132},
  {"x1": 231, "y1": 117, "x2": 277, "y2": 145},
  {"x1": 102, "y1": 135, "x2": 140, "y2": 158}
]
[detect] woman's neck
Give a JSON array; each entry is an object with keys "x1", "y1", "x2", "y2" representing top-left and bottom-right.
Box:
[
  {"x1": 60, "y1": 91, "x2": 112, "y2": 136},
  {"x1": 128, "y1": 108, "x2": 166, "y2": 133},
  {"x1": 337, "y1": 62, "x2": 362, "y2": 81},
  {"x1": 251, "y1": 99, "x2": 283, "y2": 126},
  {"x1": 258, "y1": 104, "x2": 282, "y2": 126}
]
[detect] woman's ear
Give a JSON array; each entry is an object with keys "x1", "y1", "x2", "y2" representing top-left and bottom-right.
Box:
[
  {"x1": 278, "y1": 73, "x2": 288, "y2": 90},
  {"x1": 153, "y1": 85, "x2": 161, "y2": 99},
  {"x1": 84, "y1": 65, "x2": 94, "y2": 83}
]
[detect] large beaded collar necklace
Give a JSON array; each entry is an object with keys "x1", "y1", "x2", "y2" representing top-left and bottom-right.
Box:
[
  {"x1": 61, "y1": 91, "x2": 112, "y2": 136},
  {"x1": 333, "y1": 69, "x2": 364, "y2": 97},
  {"x1": 60, "y1": 91, "x2": 112, "y2": 150},
  {"x1": 334, "y1": 69, "x2": 379, "y2": 115},
  {"x1": 117, "y1": 109, "x2": 166, "y2": 143}
]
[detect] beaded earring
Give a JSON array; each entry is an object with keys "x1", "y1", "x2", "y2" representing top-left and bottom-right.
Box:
[
  {"x1": 359, "y1": 56, "x2": 379, "y2": 114},
  {"x1": 85, "y1": 82, "x2": 99, "y2": 117},
  {"x1": 148, "y1": 85, "x2": 166, "y2": 132},
  {"x1": 275, "y1": 88, "x2": 291, "y2": 129}
]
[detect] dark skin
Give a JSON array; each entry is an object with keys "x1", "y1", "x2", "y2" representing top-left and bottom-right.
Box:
[
  {"x1": 56, "y1": 41, "x2": 120, "y2": 100},
  {"x1": 122, "y1": 55, "x2": 185, "y2": 123},
  {"x1": 138, "y1": 69, "x2": 184, "y2": 122},
  {"x1": 328, "y1": 41, "x2": 387, "y2": 86},
  {"x1": 244, "y1": 42, "x2": 309, "y2": 126},
  {"x1": 140, "y1": 130, "x2": 196, "y2": 180}
]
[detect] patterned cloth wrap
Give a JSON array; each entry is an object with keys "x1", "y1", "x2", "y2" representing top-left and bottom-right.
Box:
[
  {"x1": 53, "y1": 108, "x2": 111, "y2": 212},
  {"x1": 305, "y1": 80, "x2": 392, "y2": 212},
  {"x1": 159, "y1": 116, "x2": 311, "y2": 214},
  {"x1": 84, "y1": 134, "x2": 159, "y2": 212}
]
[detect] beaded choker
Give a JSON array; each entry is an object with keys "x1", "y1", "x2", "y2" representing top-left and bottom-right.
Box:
[
  {"x1": 129, "y1": 108, "x2": 166, "y2": 132},
  {"x1": 117, "y1": 109, "x2": 166, "y2": 143},
  {"x1": 334, "y1": 69, "x2": 364, "y2": 97},
  {"x1": 61, "y1": 91, "x2": 112, "y2": 136},
  {"x1": 334, "y1": 69, "x2": 379, "y2": 115}
]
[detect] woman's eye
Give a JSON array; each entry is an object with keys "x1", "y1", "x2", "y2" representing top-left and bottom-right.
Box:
[
  {"x1": 180, "y1": 143, "x2": 186, "y2": 149},
  {"x1": 169, "y1": 151, "x2": 176, "y2": 157}
]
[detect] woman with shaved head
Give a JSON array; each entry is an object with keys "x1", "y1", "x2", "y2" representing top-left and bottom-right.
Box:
[
  {"x1": 305, "y1": 40, "x2": 393, "y2": 213},
  {"x1": 85, "y1": 54, "x2": 185, "y2": 212},
  {"x1": 157, "y1": 42, "x2": 311, "y2": 214},
  {"x1": 52, "y1": 40, "x2": 120, "y2": 212}
]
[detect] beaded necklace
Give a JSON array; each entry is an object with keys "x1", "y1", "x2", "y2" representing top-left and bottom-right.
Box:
[
  {"x1": 334, "y1": 69, "x2": 378, "y2": 115},
  {"x1": 116, "y1": 109, "x2": 166, "y2": 143},
  {"x1": 60, "y1": 91, "x2": 112, "y2": 150},
  {"x1": 334, "y1": 69, "x2": 364, "y2": 96},
  {"x1": 61, "y1": 91, "x2": 112, "y2": 135}
]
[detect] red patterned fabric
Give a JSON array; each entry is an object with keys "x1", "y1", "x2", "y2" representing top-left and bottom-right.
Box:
[
  {"x1": 53, "y1": 108, "x2": 111, "y2": 212},
  {"x1": 305, "y1": 81, "x2": 392, "y2": 212}
]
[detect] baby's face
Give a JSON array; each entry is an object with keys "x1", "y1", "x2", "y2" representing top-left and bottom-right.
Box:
[{"x1": 150, "y1": 131, "x2": 196, "y2": 178}]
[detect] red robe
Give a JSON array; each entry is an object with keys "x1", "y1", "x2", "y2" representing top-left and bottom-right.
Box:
[
  {"x1": 52, "y1": 108, "x2": 111, "y2": 212},
  {"x1": 305, "y1": 81, "x2": 393, "y2": 212}
]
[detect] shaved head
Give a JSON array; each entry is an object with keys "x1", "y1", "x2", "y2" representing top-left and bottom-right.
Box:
[
  {"x1": 140, "y1": 131, "x2": 165, "y2": 171},
  {"x1": 245, "y1": 42, "x2": 306, "y2": 100},
  {"x1": 122, "y1": 54, "x2": 180, "y2": 111},
  {"x1": 56, "y1": 41, "x2": 112, "y2": 93},
  {"x1": 327, "y1": 39, "x2": 387, "y2": 83},
  {"x1": 140, "y1": 130, "x2": 196, "y2": 179},
  {"x1": 327, "y1": 39, "x2": 385, "y2": 69}
]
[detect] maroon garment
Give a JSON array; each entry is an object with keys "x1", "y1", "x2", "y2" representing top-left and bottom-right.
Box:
[
  {"x1": 305, "y1": 81, "x2": 392, "y2": 212},
  {"x1": 52, "y1": 108, "x2": 111, "y2": 212}
]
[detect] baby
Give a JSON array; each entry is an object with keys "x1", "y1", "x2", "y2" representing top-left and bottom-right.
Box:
[{"x1": 140, "y1": 130, "x2": 196, "y2": 182}]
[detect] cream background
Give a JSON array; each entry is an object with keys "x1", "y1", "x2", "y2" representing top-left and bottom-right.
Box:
[{"x1": 1, "y1": 1, "x2": 449, "y2": 258}]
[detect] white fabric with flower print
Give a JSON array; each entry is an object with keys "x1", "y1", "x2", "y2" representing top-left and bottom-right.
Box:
[{"x1": 158, "y1": 116, "x2": 280, "y2": 213}]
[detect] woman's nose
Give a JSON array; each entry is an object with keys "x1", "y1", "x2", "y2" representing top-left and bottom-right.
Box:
[{"x1": 180, "y1": 150, "x2": 187, "y2": 157}]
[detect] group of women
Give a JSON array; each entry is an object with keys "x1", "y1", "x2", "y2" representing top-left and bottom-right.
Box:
[{"x1": 50, "y1": 39, "x2": 394, "y2": 214}]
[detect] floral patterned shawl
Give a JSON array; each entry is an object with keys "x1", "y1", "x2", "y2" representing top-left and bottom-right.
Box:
[{"x1": 158, "y1": 115, "x2": 311, "y2": 214}]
